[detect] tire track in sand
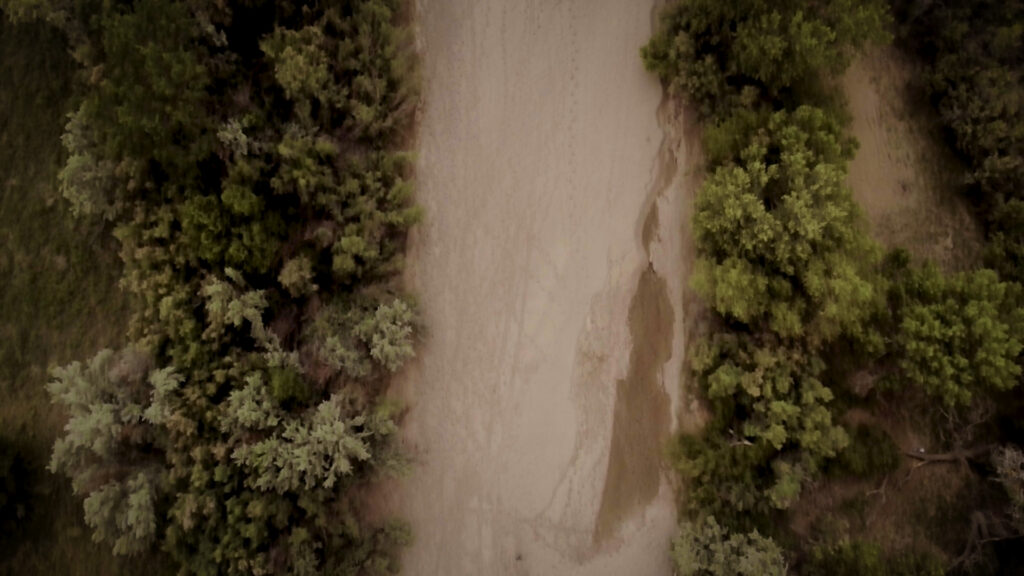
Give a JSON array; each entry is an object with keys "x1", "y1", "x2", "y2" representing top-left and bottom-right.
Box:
[{"x1": 387, "y1": 1, "x2": 695, "y2": 573}]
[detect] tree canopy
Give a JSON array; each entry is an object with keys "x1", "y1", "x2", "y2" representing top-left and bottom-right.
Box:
[
  {"x1": 672, "y1": 516, "x2": 788, "y2": 576},
  {"x1": 3, "y1": 0, "x2": 422, "y2": 573},
  {"x1": 693, "y1": 106, "x2": 879, "y2": 346},
  {"x1": 884, "y1": 256, "x2": 1024, "y2": 407},
  {"x1": 643, "y1": 0, "x2": 890, "y2": 118}
]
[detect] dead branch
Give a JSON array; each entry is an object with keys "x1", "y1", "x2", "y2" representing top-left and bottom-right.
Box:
[{"x1": 904, "y1": 445, "x2": 992, "y2": 463}]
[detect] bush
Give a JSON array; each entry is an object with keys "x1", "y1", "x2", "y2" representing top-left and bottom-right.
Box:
[{"x1": 829, "y1": 424, "x2": 900, "y2": 479}]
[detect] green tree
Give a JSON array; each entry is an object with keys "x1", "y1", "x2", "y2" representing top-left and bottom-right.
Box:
[
  {"x1": 331, "y1": 0, "x2": 417, "y2": 142},
  {"x1": 279, "y1": 255, "x2": 318, "y2": 297},
  {"x1": 355, "y1": 298, "x2": 417, "y2": 373},
  {"x1": 672, "y1": 516, "x2": 787, "y2": 576},
  {"x1": 76, "y1": 0, "x2": 212, "y2": 189},
  {"x1": 886, "y1": 261, "x2": 1024, "y2": 407},
  {"x1": 678, "y1": 333, "x2": 847, "y2": 517},
  {"x1": 46, "y1": 349, "x2": 169, "y2": 555},
  {"x1": 306, "y1": 293, "x2": 417, "y2": 381},
  {"x1": 692, "y1": 106, "x2": 879, "y2": 346},
  {"x1": 231, "y1": 394, "x2": 399, "y2": 493},
  {"x1": 261, "y1": 25, "x2": 337, "y2": 118}
]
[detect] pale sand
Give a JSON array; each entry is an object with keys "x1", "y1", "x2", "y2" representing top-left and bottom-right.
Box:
[
  {"x1": 843, "y1": 47, "x2": 982, "y2": 269},
  {"x1": 383, "y1": 1, "x2": 698, "y2": 574}
]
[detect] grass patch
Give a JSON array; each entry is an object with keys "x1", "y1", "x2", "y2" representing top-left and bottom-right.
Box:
[{"x1": 0, "y1": 15, "x2": 163, "y2": 575}]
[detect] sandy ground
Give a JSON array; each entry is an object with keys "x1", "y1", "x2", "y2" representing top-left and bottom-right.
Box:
[
  {"x1": 382, "y1": 1, "x2": 700, "y2": 574},
  {"x1": 843, "y1": 47, "x2": 982, "y2": 269}
]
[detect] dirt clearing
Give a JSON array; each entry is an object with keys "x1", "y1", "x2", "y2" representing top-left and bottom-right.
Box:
[
  {"x1": 382, "y1": 1, "x2": 698, "y2": 574},
  {"x1": 843, "y1": 46, "x2": 982, "y2": 269}
]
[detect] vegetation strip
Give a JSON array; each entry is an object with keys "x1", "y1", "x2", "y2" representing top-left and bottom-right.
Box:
[
  {"x1": 644, "y1": 0, "x2": 1024, "y2": 573},
  {"x1": 2, "y1": 1, "x2": 419, "y2": 574}
]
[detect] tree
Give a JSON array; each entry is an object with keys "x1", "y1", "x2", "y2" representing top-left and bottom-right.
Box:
[
  {"x1": 331, "y1": 0, "x2": 417, "y2": 142},
  {"x1": 692, "y1": 106, "x2": 880, "y2": 346},
  {"x1": 306, "y1": 293, "x2": 417, "y2": 381},
  {"x1": 78, "y1": 0, "x2": 212, "y2": 187},
  {"x1": 279, "y1": 255, "x2": 318, "y2": 297},
  {"x1": 886, "y1": 262, "x2": 1024, "y2": 407},
  {"x1": 46, "y1": 348, "x2": 169, "y2": 555},
  {"x1": 672, "y1": 516, "x2": 787, "y2": 576},
  {"x1": 678, "y1": 333, "x2": 847, "y2": 517},
  {"x1": 230, "y1": 394, "x2": 399, "y2": 493},
  {"x1": 261, "y1": 25, "x2": 337, "y2": 119},
  {"x1": 355, "y1": 298, "x2": 417, "y2": 373}
]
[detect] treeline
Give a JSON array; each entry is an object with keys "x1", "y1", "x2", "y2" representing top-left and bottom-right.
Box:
[
  {"x1": 645, "y1": 0, "x2": 1024, "y2": 574},
  {"x1": 1, "y1": 1, "x2": 418, "y2": 574}
]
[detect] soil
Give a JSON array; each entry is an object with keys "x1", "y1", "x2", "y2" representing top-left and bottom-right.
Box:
[{"x1": 843, "y1": 46, "x2": 983, "y2": 270}]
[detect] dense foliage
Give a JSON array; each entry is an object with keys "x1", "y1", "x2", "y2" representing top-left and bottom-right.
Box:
[
  {"x1": 642, "y1": 0, "x2": 890, "y2": 118},
  {"x1": 882, "y1": 253, "x2": 1024, "y2": 408},
  {"x1": 650, "y1": 0, "x2": 1024, "y2": 571},
  {"x1": 2, "y1": 0, "x2": 419, "y2": 573},
  {"x1": 646, "y1": 0, "x2": 888, "y2": 538}
]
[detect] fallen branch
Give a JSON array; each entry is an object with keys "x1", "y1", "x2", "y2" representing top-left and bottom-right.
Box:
[
  {"x1": 866, "y1": 475, "x2": 889, "y2": 504},
  {"x1": 904, "y1": 445, "x2": 992, "y2": 463}
]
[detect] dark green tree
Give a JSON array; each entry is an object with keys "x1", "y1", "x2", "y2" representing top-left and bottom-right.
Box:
[{"x1": 642, "y1": 0, "x2": 889, "y2": 118}]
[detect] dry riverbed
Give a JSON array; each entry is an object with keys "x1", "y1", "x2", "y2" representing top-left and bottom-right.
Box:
[{"x1": 380, "y1": 1, "x2": 702, "y2": 574}]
